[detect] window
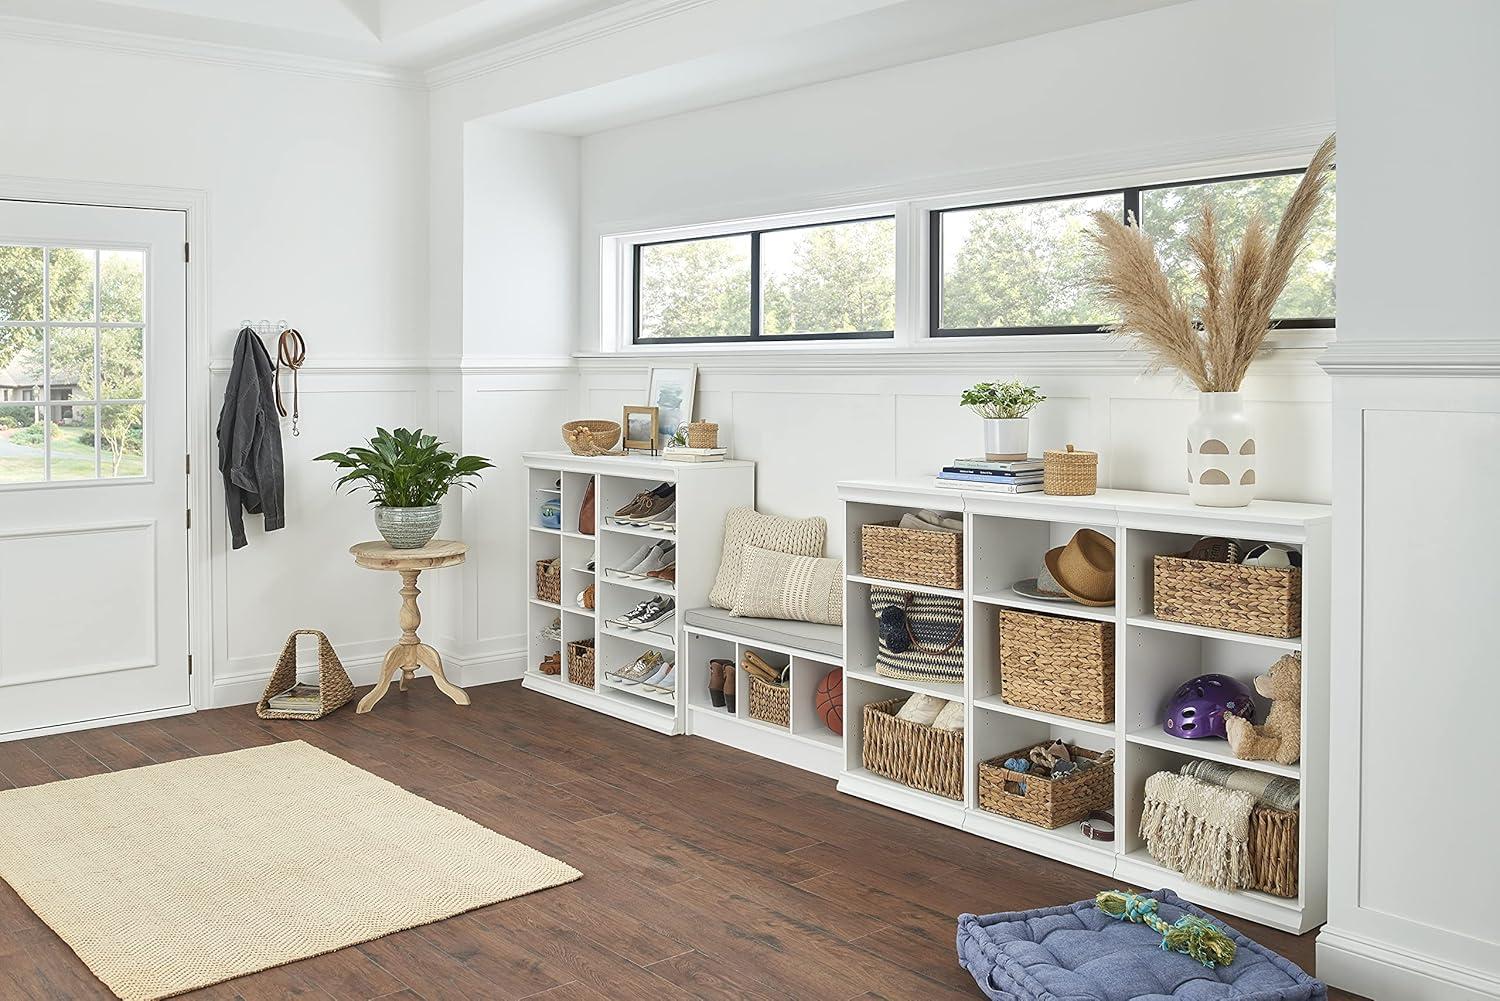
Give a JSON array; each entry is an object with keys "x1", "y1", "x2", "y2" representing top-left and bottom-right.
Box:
[
  {"x1": 931, "y1": 169, "x2": 1335, "y2": 336},
  {"x1": 634, "y1": 216, "x2": 895, "y2": 343},
  {"x1": 0, "y1": 245, "x2": 146, "y2": 483}
]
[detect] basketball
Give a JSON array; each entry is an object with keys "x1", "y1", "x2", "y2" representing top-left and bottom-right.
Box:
[{"x1": 815, "y1": 668, "x2": 843, "y2": 736}]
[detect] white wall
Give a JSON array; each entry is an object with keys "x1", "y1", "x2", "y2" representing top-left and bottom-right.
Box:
[
  {"x1": 0, "y1": 35, "x2": 438, "y2": 705},
  {"x1": 1318, "y1": 2, "x2": 1500, "y2": 999}
]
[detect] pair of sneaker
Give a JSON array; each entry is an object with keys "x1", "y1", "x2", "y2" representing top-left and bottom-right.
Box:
[
  {"x1": 611, "y1": 651, "x2": 675, "y2": 693},
  {"x1": 609, "y1": 596, "x2": 674, "y2": 630},
  {"x1": 607, "y1": 542, "x2": 675, "y2": 580}
]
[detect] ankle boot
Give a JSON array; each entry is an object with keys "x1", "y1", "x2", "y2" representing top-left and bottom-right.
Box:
[
  {"x1": 722, "y1": 668, "x2": 736, "y2": 714},
  {"x1": 708, "y1": 659, "x2": 729, "y2": 708}
]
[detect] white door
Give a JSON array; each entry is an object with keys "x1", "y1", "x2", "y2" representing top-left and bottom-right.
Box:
[{"x1": 0, "y1": 200, "x2": 189, "y2": 737}]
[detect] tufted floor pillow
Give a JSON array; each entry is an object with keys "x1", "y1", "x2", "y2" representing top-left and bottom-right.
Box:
[{"x1": 956, "y1": 889, "x2": 1325, "y2": 1000}]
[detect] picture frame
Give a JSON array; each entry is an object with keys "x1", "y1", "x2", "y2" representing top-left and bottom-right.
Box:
[
  {"x1": 622, "y1": 406, "x2": 660, "y2": 454},
  {"x1": 647, "y1": 364, "x2": 697, "y2": 451}
]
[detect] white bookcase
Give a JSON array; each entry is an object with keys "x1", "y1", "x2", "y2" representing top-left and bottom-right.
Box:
[
  {"x1": 837, "y1": 480, "x2": 1331, "y2": 934},
  {"x1": 521, "y1": 451, "x2": 755, "y2": 734}
]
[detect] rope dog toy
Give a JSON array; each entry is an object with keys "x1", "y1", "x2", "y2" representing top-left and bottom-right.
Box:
[{"x1": 1094, "y1": 890, "x2": 1237, "y2": 968}]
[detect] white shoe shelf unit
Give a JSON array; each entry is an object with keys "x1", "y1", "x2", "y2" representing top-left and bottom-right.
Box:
[
  {"x1": 522, "y1": 451, "x2": 755, "y2": 734},
  {"x1": 837, "y1": 480, "x2": 1331, "y2": 934}
]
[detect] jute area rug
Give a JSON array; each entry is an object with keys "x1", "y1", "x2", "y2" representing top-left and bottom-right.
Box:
[{"x1": 0, "y1": 740, "x2": 581, "y2": 1000}]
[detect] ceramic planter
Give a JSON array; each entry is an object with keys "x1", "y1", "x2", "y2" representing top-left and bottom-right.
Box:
[
  {"x1": 1187, "y1": 392, "x2": 1256, "y2": 507},
  {"x1": 983, "y1": 418, "x2": 1030, "y2": 462},
  {"x1": 375, "y1": 504, "x2": 443, "y2": 549}
]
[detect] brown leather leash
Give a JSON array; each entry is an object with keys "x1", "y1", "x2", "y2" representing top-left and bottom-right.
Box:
[{"x1": 274, "y1": 327, "x2": 306, "y2": 436}]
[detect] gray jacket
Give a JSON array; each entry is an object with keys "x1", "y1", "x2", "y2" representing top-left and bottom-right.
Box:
[{"x1": 217, "y1": 328, "x2": 285, "y2": 549}]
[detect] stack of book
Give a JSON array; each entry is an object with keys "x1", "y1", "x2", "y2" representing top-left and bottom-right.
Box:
[
  {"x1": 663, "y1": 446, "x2": 727, "y2": 463},
  {"x1": 266, "y1": 682, "x2": 322, "y2": 716},
  {"x1": 935, "y1": 457, "x2": 1044, "y2": 493}
]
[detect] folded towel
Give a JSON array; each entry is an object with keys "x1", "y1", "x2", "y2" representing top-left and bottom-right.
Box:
[
  {"x1": 1141, "y1": 772, "x2": 1256, "y2": 891},
  {"x1": 1181, "y1": 760, "x2": 1300, "y2": 811},
  {"x1": 899, "y1": 510, "x2": 963, "y2": 534}
]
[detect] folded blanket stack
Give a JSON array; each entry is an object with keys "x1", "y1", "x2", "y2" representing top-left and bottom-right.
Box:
[
  {"x1": 1181, "y1": 759, "x2": 1301, "y2": 811},
  {"x1": 1141, "y1": 772, "x2": 1256, "y2": 891}
]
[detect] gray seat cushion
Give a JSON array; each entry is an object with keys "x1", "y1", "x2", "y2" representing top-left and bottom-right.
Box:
[
  {"x1": 684, "y1": 606, "x2": 842, "y2": 661},
  {"x1": 956, "y1": 890, "x2": 1325, "y2": 1001}
]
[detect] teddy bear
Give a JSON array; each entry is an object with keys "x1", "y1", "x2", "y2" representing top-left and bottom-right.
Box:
[{"x1": 1224, "y1": 653, "x2": 1301, "y2": 765}]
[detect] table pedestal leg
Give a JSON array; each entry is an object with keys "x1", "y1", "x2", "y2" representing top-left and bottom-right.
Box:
[{"x1": 357, "y1": 568, "x2": 469, "y2": 714}]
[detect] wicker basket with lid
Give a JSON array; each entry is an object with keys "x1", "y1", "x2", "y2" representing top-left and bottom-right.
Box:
[
  {"x1": 685, "y1": 421, "x2": 719, "y2": 448},
  {"x1": 1043, "y1": 443, "x2": 1098, "y2": 496}
]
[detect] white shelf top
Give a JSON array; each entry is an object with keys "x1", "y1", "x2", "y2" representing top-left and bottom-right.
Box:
[
  {"x1": 846, "y1": 667, "x2": 964, "y2": 702},
  {"x1": 1127, "y1": 614, "x2": 1301, "y2": 651},
  {"x1": 837, "y1": 479, "x2": 1331, "y2": 527},
  {"x1": 972, "y1": 696, "x2": 1118, "y2": 739},
  {"x1": 1125, "y1": 726, "x2": 1302, "y2": 779},
  {"x1": 524, "y1": 450, "x2": 754, "y2": 473},
  {"x1": 974, "y1": 589, "x2": 1116, "y2": 623}
]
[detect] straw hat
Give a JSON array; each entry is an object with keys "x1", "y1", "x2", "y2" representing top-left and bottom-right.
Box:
[{"x1": 1043, "y1": 529, "x2": 1116, "y2": 606}]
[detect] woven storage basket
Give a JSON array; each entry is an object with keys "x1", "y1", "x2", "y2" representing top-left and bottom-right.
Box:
[
  {"x1": 561, "y1": 419, "x2": 621, "y2": 456},
  {"x1": 1153, "y1": 554, "x2": 1302, "y2": 638},
  {"x1": 861, "y1": 696, "x2": 964, "y2": 800},
  {"x1": 256, "y1": 629, "x2": 354, "y2": 720},
  {"x1": 1043, "y1": 443, "x2": 1098, "y2": 496},
  {"x1": 999, "y1": 609, "x2": 1115, "y2": 723},
  {"x1": 748, "y1": 676, "x2": 790, "y2": 729},
  {"x1": 1249, "y1": 804, "x2": 1299, "y2": 898},
  {"x1": 566, "y1": 640, "x2": 595, "y2": 688},
  {"x1": 685, "y1": 421, "x2": 719, "y2": 448},
  {"x1": 861, "y1": 521, "x2": 963, "y2": 590},
  {"x1": 535, "y1": 559, "x2": 561, "y2": 604},
  {"x1": 978, "y1": 745, "x2": 1113, "y2": 829}
]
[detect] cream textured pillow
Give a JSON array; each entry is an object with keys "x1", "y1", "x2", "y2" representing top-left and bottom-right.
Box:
[
  {"x1": 932, "y1": 700, "x2": 965, "y2": 732},
  {"x1": 709, "y1": 508, "x2": 827, "y2": 610},
  {"x1": 730, "y1": 545, "x2": 844, "y2": 625},
  {"x1": 894, "y1": 693, "x2": 947, "y2": 727}
]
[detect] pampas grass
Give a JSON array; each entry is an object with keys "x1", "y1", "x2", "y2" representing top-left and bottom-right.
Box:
[{"x1": 1089, "y1": 134, "x2": 1336, "y2": 392}]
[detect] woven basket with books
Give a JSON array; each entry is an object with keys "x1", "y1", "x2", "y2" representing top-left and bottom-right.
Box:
[{"x1": 257, "y1": 629, "x2": 354, "y2": 720}]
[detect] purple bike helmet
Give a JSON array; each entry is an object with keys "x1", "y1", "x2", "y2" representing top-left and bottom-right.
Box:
[{"x1": 1163, "y1": 674, "x2": 1255, "y2": 739}]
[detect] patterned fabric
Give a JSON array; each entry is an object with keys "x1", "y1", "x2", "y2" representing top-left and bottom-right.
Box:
[
  {"x1": 870, "y1": 586, "x2": 963, "y2": 683},
  {"x1": 709, "y1": 508, "x2": 827, "y2": 609},
  {"x1": 893, "y1": 692, "x2": 947, "y2": 726},
  {"x1": 1181, "y1": 759, "x2": 1301, "y2": 811},
  {"x1": 730, "y1": 545, "x2": 843, "y2": 625}
]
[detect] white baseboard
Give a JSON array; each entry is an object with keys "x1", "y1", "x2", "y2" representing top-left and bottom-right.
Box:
[
  {"x1": 209, "y1": 645, "x2": 525, "y2": 709},
  {"x1": 1318, "y1": 926, "x2": 1500, "y2": 1001}
]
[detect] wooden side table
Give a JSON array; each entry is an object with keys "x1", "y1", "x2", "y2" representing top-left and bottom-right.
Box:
[{"x1": 350, "y1": 539, "x2": 469, "y2": 714}]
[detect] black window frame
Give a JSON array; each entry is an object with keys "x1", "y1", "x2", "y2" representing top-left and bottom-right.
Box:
[
  {"x1": 632, "y1": 214, "x2": 898, "y2": 345},
  {"x1": 929, "y1": 167, "x2": 1336, "y2": 338}
]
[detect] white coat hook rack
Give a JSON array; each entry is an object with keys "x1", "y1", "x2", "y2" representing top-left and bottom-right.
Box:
[{"x1": 240, "y1": 319, "x2": 306, "y2": 437}]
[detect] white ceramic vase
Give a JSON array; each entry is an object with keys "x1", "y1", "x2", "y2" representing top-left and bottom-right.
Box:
[
  {"x1": 1187, "y1": 392, "x2": 1256, "y2": 507},
  {"x1": 983, "y1": 418, "x2": 1030, "y2": 461}
]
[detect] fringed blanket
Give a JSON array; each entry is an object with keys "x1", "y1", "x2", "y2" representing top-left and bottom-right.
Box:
[{"x1": 1141, "y1": 772, "x2": 1256, "y2": 891}]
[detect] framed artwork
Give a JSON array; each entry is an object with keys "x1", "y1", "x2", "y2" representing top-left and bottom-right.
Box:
[
  {"x1": 622, "y1": 406, "x2": 660, "y2": 453},
  {"x1": 647, "y1": 364, "x2": 697, "y2": 450}
]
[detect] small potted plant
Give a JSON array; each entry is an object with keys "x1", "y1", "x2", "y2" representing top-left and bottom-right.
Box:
[
  {"x1": 316, "y1": 427, "x2": 493, "y2": 549},
  {"x1": 960, "y1": 380, "x2": 1045, "y2": 461}
]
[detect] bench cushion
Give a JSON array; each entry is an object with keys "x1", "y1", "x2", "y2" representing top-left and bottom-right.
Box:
[
  {"x1": 956, "y1": 889, "x2": 1325, "y2": 1001},
  {"x1": 684, "y1": 606, "x2": 842, "y2": 661}
]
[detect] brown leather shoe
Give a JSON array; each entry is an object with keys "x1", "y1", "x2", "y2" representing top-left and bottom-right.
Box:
[
  {"x1": 646, "y1": 563, "x2": 676, "y2": 583},
  {"x1": 722, "y1": 667, "x2": 736, "y2": 713},
  {"x1": 708, "y1": 659, "x2": 730, "y2": 708}
]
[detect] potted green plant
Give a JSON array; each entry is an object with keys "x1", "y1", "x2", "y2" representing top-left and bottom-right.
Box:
[
  {"x1": 960, "y1": 380, "x2": 1046, "y2": 461},
  {"x1": 315, "y1": 427, "x2": 493, "y2": 549}
]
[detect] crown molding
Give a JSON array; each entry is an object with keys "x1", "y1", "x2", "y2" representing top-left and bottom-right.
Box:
[
  {"x1": 1318, "y1": 337, "x2": 1500, "y2": 378},
  {"x1": 0, "y1": 14, "x2": 423, "y2": 88},
  {"x1": 426, "y1": 0, "x2": 718, "y2": 89}
]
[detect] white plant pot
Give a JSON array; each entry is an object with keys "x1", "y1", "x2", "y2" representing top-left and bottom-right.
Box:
[
  {"x1": 1187, "y1": 392, "x2": 1256, "y2": 507},
  {"x1": 983, "y1": 418, "x2": 1030, "y2": 462}
]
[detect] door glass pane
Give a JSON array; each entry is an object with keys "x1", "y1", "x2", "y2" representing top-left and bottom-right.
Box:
[
  {"x1": 939, "y1": 192, "x2": 1124, "y2": 330},
  {"x1": 47, "y1": 404, "x2": 98, "y2": 480},
  {"x1": 0, "y1": 246, "x2": 45, "y2": 321},
  {"x1": 49, "y1": 327, "x2": 96, "y2": 400},
  {"x1": 637, "y1": 234, "x2": 752, "y2": 340},
  {"x1": 100, "y1": 250, "x2": 145, "y2": 323},
  {"x1": 99, "y1": 403, "x2": 145, "y2": 478},
  {"x1": 760, "y1": 218, "x2": 895, "y2": 336},
  {"x1": 100, "y1": 327, "x2": 144, "y2": 399},
  {"x1": 48, "y1": 248, "x2": 96, "y2": 322},
  {"x1": 0, "y1": 404, "x2": 44, "y2": 483}
]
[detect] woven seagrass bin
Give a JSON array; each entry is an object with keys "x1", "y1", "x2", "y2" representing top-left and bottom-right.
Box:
[
  {"x1": 256, "y1": 629, "x2": 354, "y2": 720},
  {"x1": 1043, "y1": 443, "x2": 1098, "y2": 496},
  {"x1": 1153, "y1": 554, "x2": 1302, "y2": 638},
  {"x1": 861, "y1": 522, "x2": 963, "y2": 590},
  {"x1": 561, "y1": 419, "x2": 621, "y2": 456},
  {"x1": 861, "y1": 696, "x2": 964, "y2": 800},
  {"x1": 978, "y1": 745, "x2": 1113, "y2": 829},
  {"x1": 749, "y1": 677, "x2": 790, "y2": 729},
  {"x1": 685, "y1": 421, "x2": 719, "y2": 448},
  {"x1": 1249, "y1": 804, "x2": 1299, "y2": 898},
  {"x1": 535, "y1": 559, "x2": 561, "y2": 604},
  {"x1": 567, "y1": 640, "x2": 595, "y2": 688},
  {"x1": 999, "y1": 609, "x2": 1115, "y2": 723}
]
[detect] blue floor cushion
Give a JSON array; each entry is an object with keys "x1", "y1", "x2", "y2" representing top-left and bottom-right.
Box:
[{"x1": 956, "y1": 889, "x2": 1325, "y2": 1000}]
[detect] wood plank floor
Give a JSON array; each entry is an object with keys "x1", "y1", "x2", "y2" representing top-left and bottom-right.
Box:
[{"x1": 0, "y1": 682, "x2": 1363, "y2": 1000}]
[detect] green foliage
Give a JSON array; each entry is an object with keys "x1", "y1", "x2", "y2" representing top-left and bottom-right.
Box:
[
  {"x1": 762, "y1": 220, "x2": 895, "y2": 335},
  {"x1": 315, "y1": 427, "x2": 493, "y2": 508},
  {"x1": 638, "y1": 238, "x2": 752, "y2": 340},
  {"x1": 960, "y1": 379, "x2": 1045, "y2": 420},
  {"x1": 10, "y1": 423, "x2": 45, "y2": 447}
]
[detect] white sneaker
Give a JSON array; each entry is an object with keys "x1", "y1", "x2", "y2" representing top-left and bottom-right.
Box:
[
  {"x1": 607, "y1": 542, "x2": 655, "y2": 578},
  {"x1": 641, "y1": 660, "x2": 675, "y2": 691},
  {"x1": 618, "y1": 651, "x2": 664, "y2": 685}
]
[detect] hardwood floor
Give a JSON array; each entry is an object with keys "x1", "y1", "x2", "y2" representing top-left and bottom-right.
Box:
[{"x1": 0, "y1": 682, "x2": 1363, "y2": 1000}]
